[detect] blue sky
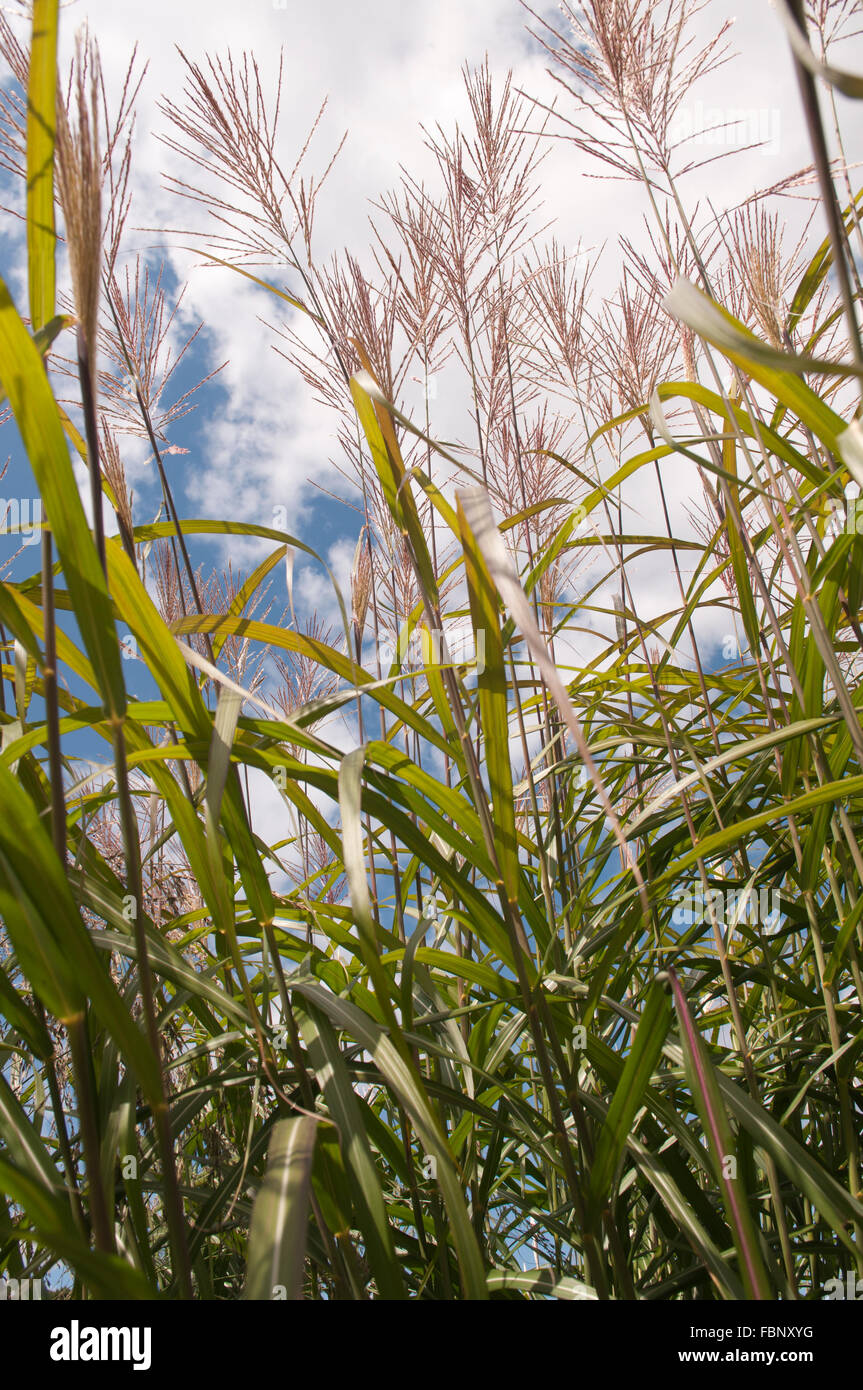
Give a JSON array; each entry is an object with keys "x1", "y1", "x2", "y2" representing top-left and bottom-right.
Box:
[
  {"x1": 3, "y1": 0, "x2": 860, "y2": 599},
  {"x1": 2, "y1": 0, "x2": 863, "y2": 860}
]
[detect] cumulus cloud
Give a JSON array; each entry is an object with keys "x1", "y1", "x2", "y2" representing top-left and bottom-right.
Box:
[{"x1": 4, "y1": 0, "x2": 862, "y2": 673}]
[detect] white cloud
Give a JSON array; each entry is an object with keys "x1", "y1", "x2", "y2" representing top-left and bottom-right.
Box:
[{"x1": 5, "y1": 0, "x2": 861, "y2": 674}]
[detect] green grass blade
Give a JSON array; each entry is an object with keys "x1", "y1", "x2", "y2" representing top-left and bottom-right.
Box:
[
  {"x1": 244, "y1": 1116, "x2": 319, "y2": 1301},
  {"x1": 0, "y1": 284, "x2": 125, "y2": 716},
  {"x1": 25, "y1": 0, "x2": 58, "y2": 331},
  {"x1": 588, "y1": 978, "x2": 672, "y2": 1210},
  {"x1": 668, "y1": 971, "x2": 772, "y2": 1299}
]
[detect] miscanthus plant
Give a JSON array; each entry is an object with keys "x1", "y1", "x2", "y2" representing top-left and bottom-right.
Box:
[{"x1": 0, "y1": 0, "x2": 861, "y2": 1300}]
